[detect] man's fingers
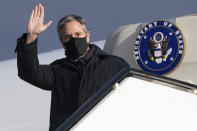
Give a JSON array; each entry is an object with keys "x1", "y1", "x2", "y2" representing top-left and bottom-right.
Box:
[
  {"x1": 28, "y1": 3, "x2": 50, "y2": 34},
  {"x1": 36, "y1": 4, "x2": 40, "y2": 18},
  {"x1": 37, "y1": 3, "x2": 41, "y2": 18},
  {"x1": 29, "y1": 9, "x2": 34, "y2": 22},
  {"x1": 40, "y1": 3, "x2": 44, "y2": 19},
  {"x1": 32, "y1": 7, "x2": 36, "y2": 19},
  {"x1": 34, "y1": 5, "x2": 38, "y2": 19}
]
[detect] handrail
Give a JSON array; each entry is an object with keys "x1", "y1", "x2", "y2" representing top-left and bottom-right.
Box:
[
  {"x1": 128, "y1": 68, "x2": 197, "y2": 91},
  {"x1": 55, "y1": 67, "x2": 197, "y2": 131}
]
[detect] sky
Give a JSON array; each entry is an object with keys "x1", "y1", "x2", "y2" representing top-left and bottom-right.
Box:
[{"x1": 0, "y1": 0, "x2": 197, "y2": 61}]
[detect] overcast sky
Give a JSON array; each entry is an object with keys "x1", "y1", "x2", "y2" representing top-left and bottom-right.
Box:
[{"x1": 0, "y1": 0, "x2": 197, "y2": 61}]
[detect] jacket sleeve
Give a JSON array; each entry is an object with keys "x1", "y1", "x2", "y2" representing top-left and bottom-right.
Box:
[
  {"x1": 107, "y1": 55, "x2": 130, "y2": 82},
  {"x1": 15, "y1": 33, "x2": 53, "y2": 91}
]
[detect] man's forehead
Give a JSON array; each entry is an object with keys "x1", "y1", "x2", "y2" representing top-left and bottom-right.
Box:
[{"x1": 63, "y1": 21, "x2": 84, "y2": 34}]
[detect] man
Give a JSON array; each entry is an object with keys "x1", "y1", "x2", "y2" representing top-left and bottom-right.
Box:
[{"x1": 15, "y1": 3, "x2": 129, "y2": 131}]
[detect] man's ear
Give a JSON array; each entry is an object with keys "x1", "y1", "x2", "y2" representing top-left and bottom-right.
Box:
[
  {"x1": 58, "y1": 36, "x2": 66, "y2": 49},
  {"x1": 58, "y1": 33, "x2": 63, "y2": 42},
  {"x1": 86, "y1": 31, "x2": 90, "y2": 43}
]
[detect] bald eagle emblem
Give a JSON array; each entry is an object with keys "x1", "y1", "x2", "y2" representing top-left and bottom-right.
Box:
[
  {"x1": 134, "y1": 20, "x2": 185, "y2": 75},
  {"x1": 147, "y1": 32, "x2": 172, "y2": 64}
]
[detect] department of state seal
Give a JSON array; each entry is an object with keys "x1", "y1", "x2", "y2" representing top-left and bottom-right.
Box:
[{"x1": 134, "y1": 20, "x2": 185, "y2": 75}]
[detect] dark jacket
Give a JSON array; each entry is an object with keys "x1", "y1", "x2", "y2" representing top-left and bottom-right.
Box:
[{"x1": 15, "y1": 33, "x2": 129, "y2": 131}]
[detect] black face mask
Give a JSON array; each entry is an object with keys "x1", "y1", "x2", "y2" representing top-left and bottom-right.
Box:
[{"x1": 63, "y1": 37, "x2": 89, "y2": 60}]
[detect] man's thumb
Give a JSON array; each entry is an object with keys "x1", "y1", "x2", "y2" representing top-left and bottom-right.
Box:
[{"x1": 43, "y1": 20, "x2": 53, "y2": 30}]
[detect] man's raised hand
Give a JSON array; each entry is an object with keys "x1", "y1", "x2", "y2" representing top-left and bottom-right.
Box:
[{"x1": 26, "y1": 3, "x2": 53, "y2": 44}]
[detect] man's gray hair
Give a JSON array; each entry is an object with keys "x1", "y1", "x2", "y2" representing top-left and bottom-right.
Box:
[{"x1": 57, "y1": 14, "x2": 88, "y2": 35}]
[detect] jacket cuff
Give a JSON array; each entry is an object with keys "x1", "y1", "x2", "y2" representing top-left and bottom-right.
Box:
[{"x1": 15, "y1": 33, "x2": 37, "y2": 54}]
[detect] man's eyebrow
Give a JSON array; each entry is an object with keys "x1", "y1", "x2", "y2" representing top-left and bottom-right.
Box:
[
  {"x1": 75, "y1": 31, "x2": 82, "y2": 34},
  {"x1": 64, "y1": 34, "x2": 72, "y2": 38}
]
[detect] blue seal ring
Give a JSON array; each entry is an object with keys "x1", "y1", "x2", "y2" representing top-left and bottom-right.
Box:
[{"x1": 133, "y1": 20, "x2": 185, "y2": 75}]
